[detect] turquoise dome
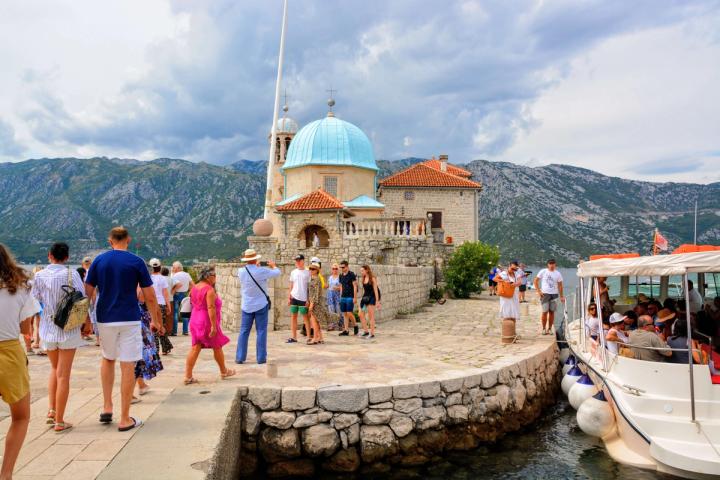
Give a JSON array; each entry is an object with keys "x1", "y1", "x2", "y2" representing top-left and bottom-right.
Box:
[{"x1": 283, "y1": 115, "x2": 377, "y2": 171}]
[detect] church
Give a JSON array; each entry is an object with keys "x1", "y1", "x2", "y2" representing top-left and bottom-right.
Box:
[{"x1": 251, "y1": 98, "x2": 482, "y2": 267}]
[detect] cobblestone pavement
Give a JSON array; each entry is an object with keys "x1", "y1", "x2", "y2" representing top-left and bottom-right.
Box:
[{"x1": 0, "y1": 294, "x2": 555, "y2": 478}]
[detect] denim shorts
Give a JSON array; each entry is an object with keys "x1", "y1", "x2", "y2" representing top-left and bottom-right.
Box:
[{"x1": 340, "y1": 297, "x2": 355, "y2": 313}]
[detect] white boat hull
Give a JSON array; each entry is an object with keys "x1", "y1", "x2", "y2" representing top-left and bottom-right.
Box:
[{"x1": 566, "y1": 319, "x2": 720, "y2": 479}]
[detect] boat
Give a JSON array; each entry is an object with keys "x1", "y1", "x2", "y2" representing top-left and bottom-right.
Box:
[{"x1": 562, "y1": 251, "x2": 720, "y2": 479}]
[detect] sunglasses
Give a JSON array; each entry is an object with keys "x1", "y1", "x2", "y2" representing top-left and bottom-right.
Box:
[{"x1": 332, "y1": 267, "x2": 338, "y2": 270}]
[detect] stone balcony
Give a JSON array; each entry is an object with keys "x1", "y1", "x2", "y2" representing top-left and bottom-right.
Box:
[{"x1": 342, "y1": 217, "x2": 429, "y2": 239}]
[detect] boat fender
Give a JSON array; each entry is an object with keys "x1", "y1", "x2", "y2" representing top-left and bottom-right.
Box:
[
  {"x1": 568, "y1": 374, "x2": 598, "y2": 410},
  {"x1": 559, "y1": 348, "x2": 571, "y2": 364},
  {"x1": 561, "y1": 365, "x2": 583, "y2": 396},
  {"x1": 562, "y1": 355, "x2": 577, "y2": 376},
  {"x1": 577, "y1": 390, "x2": 615, "y2": 438}
]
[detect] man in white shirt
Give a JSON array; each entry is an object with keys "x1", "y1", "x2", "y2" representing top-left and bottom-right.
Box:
[
  {"x1": 687, "y1": 280, "x2": 704, "y2": 313},
  {"x1": 533, "y1": 259, "x2": 565, "y2": 336},
  {"x1": 286, "y1": 254, "x2": 310, "y2": 344},
  {"x1": 149, "y1": 258, "x2": 173, "y2": 354},
  {"x1": 171, "y1": 261, "x2": 194, "y2": 336}
]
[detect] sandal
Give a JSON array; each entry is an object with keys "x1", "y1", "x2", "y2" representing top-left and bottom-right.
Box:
[
  {"x1": 184, "y1": 377, "x2": 199, "y2": 385},
  {"x1": 286, "y1": 338, "x2": 297, "y2": 344},
  {"x1": 54, "y1": 422, "x2": 73, "y2": 433},
  {"x1": 46, "y1": 409, "x2": 56, "y2": 425},
  {"x1": 118, "y1": 417, "x2": 143, "y2": 432},
  {"x1": 138, "y1": 386, "x2": 150, "y2": 396},
  {"x1": 221, "y1": 369, "x2": 236, "y2": 379},
  {"x1": 99, "y1": 412, "x2": 113, "y2": 424},
  {"x1": 306, "y1": 339, "x2": 314, "y2": 345}
]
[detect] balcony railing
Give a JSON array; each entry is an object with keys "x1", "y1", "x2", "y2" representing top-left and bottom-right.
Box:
[{"x1": 343, "y1": 218, "x2": 430, "y2": 238}]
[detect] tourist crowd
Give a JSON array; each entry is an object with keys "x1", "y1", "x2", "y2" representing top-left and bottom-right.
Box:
[{"x1": 0, "y1": 226, "x2": 386, "y2": 477}]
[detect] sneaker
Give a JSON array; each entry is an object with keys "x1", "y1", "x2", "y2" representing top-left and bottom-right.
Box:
[
  {"x1": 339, "y1": 331, "x2": 349, "y2": 336},
  {"x1": 353, "y1": 326, "x2": 359, "y2": 336}
]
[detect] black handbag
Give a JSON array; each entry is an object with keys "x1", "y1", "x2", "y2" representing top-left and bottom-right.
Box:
[{"x1": 245, "y1": 266, "x2": 272, "y2": 309}]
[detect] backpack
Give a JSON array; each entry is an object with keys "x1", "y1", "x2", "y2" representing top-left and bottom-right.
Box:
[{"x1": 53, "y1": 267, "x2": 89, "y2": 332}]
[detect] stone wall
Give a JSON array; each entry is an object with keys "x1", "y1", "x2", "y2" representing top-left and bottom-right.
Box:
[
  {"x1": 379, "y1": 188, "x2": 479, "y2": 244},
  {"x1": 234, "y1": 342, "x2": 559, "y2": 477},
  {"x1": 215, "y1": 262, "x2": 435, "y2": 331}
]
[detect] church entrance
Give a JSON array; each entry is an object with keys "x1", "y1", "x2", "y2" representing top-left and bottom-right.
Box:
[{"x1": 300, "y1": 225, "x2": 330, "y2": 248}]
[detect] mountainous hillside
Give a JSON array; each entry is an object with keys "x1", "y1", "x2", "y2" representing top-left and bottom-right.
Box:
[
  {"x1": 0, "y1": 157, "x2": 264, "y2": 262},
  {"x1": 0, "y1": 157, "x2": 717, "y2": 265}
]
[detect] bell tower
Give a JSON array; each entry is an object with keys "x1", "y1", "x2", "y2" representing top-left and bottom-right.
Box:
[{"x1": 267, "y1": 97, "x2": 298, "y2": 236}]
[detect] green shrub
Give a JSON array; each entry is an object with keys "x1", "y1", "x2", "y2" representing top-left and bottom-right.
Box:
[{"x1": 444, "y1": 242, "x2": 500, "y2": 298}]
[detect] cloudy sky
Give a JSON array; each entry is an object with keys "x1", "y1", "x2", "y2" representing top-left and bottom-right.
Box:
[{"x1": 0, "y1": 0, "x2": 719, "y2": 183}]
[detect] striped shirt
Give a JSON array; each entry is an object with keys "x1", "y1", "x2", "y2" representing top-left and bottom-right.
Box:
[{"x1": 31, "y1": 263, "x2": 86, "y2": 344}]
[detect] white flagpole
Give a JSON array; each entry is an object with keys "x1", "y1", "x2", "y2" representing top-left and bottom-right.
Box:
[{"x1": 264, "y1": 0, "x2": 289, "y2": 220}]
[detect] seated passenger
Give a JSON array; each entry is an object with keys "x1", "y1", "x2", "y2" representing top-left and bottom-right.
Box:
[
  {"x1": 606, "y1": 313, "x2": 629, "y2": 355},
  {"x1": 655, "y1": 308, "x2": 676, "y2": 337},
  {"x1": 666, "y1": 320, "x2": 702, "y2": 364},
  {"x1": 584, "y1": 303, "x2": 601, "y2": 340},
  {"x1": 627, "y1": 315, "x2": 672, "y2": 362},
  {"x1": 647, "y1": 301, "x2": 663, "y2": 324},
  {"x1": 633, "y1": 302, "x2": 648, "y2": 318},
  {"x1": 623, "y1": 310, "x2": 638, "y2": 331},
  {"x1": 663, "y1": 297, "x2": 678, "y2": 312}
]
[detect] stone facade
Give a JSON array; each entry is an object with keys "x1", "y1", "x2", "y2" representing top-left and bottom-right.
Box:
[
  {"x1": 235, "y1": 342, "x2": 560, "y2": 477},
  {"x1": 215, "y1": 262, "x2": 435, "y2": 331},
  {"x1": 379, "y1": 187, "x2": 479, "y2": 245}
]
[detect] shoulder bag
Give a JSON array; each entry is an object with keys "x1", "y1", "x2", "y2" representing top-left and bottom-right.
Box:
[
  {"x1": 496, "y1": 272, "x2": 516, "y2": 298},
  {"x1": 245, "y1": 266, "x2": 272, "y2": 310},
  {"x1": 53, "y1": 267, "x2": 90, "y2": 332}
]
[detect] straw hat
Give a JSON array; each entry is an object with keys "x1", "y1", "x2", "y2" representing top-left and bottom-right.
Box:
[
  {"x1": 309, "y1": 262, "x2": 321, "y2": 271},
  {"x1": 657, "y1": 308, "x2": 676, "y2": 323},
  {"x1": 241, "y1": 249, "x2": 262, "y2": 262}
]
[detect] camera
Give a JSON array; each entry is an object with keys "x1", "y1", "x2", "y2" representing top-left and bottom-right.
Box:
[{"x1": 259, "y1": 261, "x2": 269, "y2": 267}]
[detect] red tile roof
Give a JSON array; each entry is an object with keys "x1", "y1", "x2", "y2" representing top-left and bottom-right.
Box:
[
  {"x1": 379, "y1": 163, "x2": 482, "y2": 189},
  {"x1": 276, "y1": 189, "x2": 345, "y2": 212},
  {"x1": 422, "y1": 159, "x2": 472, "y2": 177}
]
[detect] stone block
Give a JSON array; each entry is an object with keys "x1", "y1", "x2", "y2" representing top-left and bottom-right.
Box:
[
  {"x1": 446, "y1": 405, "x2": 469, "y2": 423},
  {"x1": 440, "y1": 376, "x2": 465, "y2": 393},
  {"x1": 481, "y1": 369, "x2": 498, "y2": 388},
  {"x1": 391, "y1": 381, "x2": 420, "y2": 399},
  {"x1": 363, "y1": 409, "x2": 393, "y2": 425},
  {"x1": 360, "y1": 425, "x2": 399, "y2": 463},
  {"x1": 259, "y1": 427, "x2": 301, "y2": 462},
  {"x1": 302, "y1": 424, "x2": 341, "y2": 457},
  {"x1": 332, "y1": 413, "x2": 360, "y2": 430},
  {"x1": 389, "y1": 415, "x2": 414, "y2": 438},
  {"x1": 267, "y1": 459, "x2": 315, "y2": 478},
  {"x1": 511, "y1": 383, "x2": 527, "y2": 411},
  {"x1": 418, "y1": 381, "x2": 441, "y2": 398},
  {"x1": 261, "y1": 411, "x2": 296, "y2": 430},
  {"x1": 444, "y1": 392, "x2": 462, "y2": 407},
  {"x1": 463, "y1": 374, "x2": 483, "y2": 390},
  {"x1": 318, "y1": 410, "x2": 333, "y2": 423},
  {"x1": 242, "y1": 401, "x2": 262, "y2": 436},
  {"x1": 318, "y1": 386, "x2": 369, "y2": 413},
  {"x1": 525, "y1": 379, "x2": 537, "y2": 399},
  {"x1": 347, "y1": 423, "x2": 360, "y2": 445},
  {"x1": 496, "y1": 385, "x2": 511, "y2": 411},
  {"x1": 394, "y1": 397, "x2": 422, "y2": 414},
  {"x1": 323, "y1": 446, "x2": 361, "y2": 473},
  {"x1": 293, "y1": 414, "x2": 320, "y2": 429},
  {"x1": 415, "y1": 405, "x2": 446, "y2": 430},
  {"x1": 282, "y1": 387, "x2": 316, "y2": 411},
  {"x1": 248, "y1": 386, "x2": 281, "y2": 411},
  {"x1": 367, "y1": 384, "x2": 393, "y2": 404},
  {"x1": 369, "y1": 401, "x2": 394, "y2": 409}
]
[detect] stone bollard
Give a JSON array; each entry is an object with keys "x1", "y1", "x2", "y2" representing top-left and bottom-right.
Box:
[
  {"x1": 266, "y1": 362, "x2": 278, "y2": 378},
  {"x1": 502, "y1": 319, "x2": 517, "y2": 344}
]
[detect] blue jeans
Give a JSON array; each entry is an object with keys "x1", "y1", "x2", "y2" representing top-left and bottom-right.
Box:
[
  {"x1": 236, "y1": 305, "x2": 269, "y2": 364},
  {"x1": 172, "y1": 292, "x2": 188, "y2": 335}
]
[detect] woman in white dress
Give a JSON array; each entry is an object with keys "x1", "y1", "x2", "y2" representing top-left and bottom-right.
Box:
[{"x1": 497, "y1": 260, "x2": 522, "y2": 343}]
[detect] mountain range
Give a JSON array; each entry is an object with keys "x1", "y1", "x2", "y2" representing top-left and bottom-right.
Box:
[{"x1": 0, "y1": 157, "x2": 717, "y2": 266}]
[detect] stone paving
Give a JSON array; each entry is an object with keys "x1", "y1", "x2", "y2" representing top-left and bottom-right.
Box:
[{"x1": 0, "y1": 294, "x2": 554, "y2": 479}]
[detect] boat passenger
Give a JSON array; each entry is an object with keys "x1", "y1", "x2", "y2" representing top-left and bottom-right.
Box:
[
  {"x1": 666, "y1": 320, "x2": 702, "y2": 364},
  {"x1": 623, "y1": 310, "x2": 638, "y2": 331},
  {"x1": 627, "y1": 315, "x2": 672, "y2": 362},
  {"x1": 687, "y1": 280, "x2": 704, "y2": 313},
  {"x1": 647, "y1": 301, "x2": 661, "y2": 325},
  {"x1": 655, "y1": 308, "x2": 676, "y2": 337},
  {"x1": 633, "y1": 303, "x2": 647, "y2": 318},
  {"x1": 606, "y1": 313, "x2": 629, "y2": 355},
  {"x1": 663, "y1": 297, "x2": 678, "y2": 313},
  {"x1": 584, "y1": 303, "x2": 601, "y2": 340}
]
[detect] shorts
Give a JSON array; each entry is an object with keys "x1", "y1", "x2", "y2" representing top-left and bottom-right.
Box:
[
  {"x1": 541, "y1": 294, "x2": 559, "y2": 313},
  {"x1": 488, "y1": 280, "x2": 496, "y2": 287},
  {"x1": 0, "y1": 339, "x2": 30, "y2": 405},
  {"x1": 519, "y1": 285, "x2": 527, "y2": 292},
  {"x1": 97, "y1": 323, "x2": 142, "y2": 362},
  {"x1": 340, "y1": 297, "x2": 355, "y2": 313},
  {"x1": 289, "y1": 297, "x2": 308, "y2": 315},
  {"x1": 42, "y1": 334, "x2": 85, "y2": 351},
  {"x1": 360, "y1": 296, "x2": 376, "y2": 309}
]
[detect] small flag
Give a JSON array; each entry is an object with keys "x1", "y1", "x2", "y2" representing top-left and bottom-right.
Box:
[{"x1": 654, "y1": 230, "x2": 668, "y2": 253}]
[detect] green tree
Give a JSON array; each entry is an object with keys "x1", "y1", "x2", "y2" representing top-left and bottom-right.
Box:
[{"x1": 444, "y1": 242, "x2": 500, "y2": 298}]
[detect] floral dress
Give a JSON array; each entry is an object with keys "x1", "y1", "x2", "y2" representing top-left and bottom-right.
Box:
[
  {"x1": 309, "y1": 276, "x2": 331, "y2": 326},
  {"x1": 135, "y1": 304, "x2": 163, "y2": 380}
]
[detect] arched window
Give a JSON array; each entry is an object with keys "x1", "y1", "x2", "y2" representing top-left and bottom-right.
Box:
[{"x1": 300, "y1": 225, "x2": 330, "y2": 248}]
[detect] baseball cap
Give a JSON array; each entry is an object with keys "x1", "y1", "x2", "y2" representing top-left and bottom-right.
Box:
[
  {"x1": 310, "y1": 256, "x2": 321, "y2": 264},
  {"x1": 82, "y1": 256, "x2": 92, "y2": 263},
  {"x1": 149, "y1": 258, "x2": 161, "y2": 267},
  {"x1": 294, "y1": 254, "x2": 305, "y2": 261},
  {"x1": 609, "y1": 312, "x2": 626, "y2": 324}
]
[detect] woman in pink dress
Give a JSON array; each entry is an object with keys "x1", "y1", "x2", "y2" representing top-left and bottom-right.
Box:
[{"x1": 183, "y1": 266, "x2": 235, "y2": 384}]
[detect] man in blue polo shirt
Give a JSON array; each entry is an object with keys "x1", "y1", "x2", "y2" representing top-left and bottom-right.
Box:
[{"x1": 85, "y1": 226, "x2": 161, "y2": 432}]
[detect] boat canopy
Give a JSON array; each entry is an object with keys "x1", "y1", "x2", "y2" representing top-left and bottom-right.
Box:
[
  {"x1": 577, "y1": 251, "x2": 720, "y2": 278},
  {"x1": 672, "y1": 244, "x2": 720, "y2": 254}
]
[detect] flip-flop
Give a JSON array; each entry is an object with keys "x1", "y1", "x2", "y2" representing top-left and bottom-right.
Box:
[
  {"x1": 221, "y1": 369, "x2": 236, "y2": 379},
  {"x1": 286, "y1": 338, "x2": 297, "y2": 343},
  {"x1": 99, "y1": 412, "x2": 113, "y2": 424},
  {"x1": 184, "y1": 377, "x2": 199, "y2": 385},
  {"x1": 54, "y1": 422, "x2": 73, "y2": 433},
  {"x1": 118, "y1": 417, "x2": 143, "y2": 432}
]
